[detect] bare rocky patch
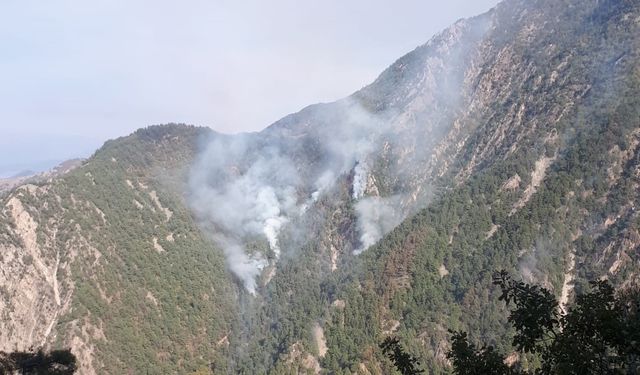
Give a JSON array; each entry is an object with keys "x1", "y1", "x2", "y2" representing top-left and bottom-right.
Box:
[
  {"x1": 152, "y1": 237, "x2": 165, "y2": 253},
  {"x1": 149, "y1": 190, "x2": 173, "y2": 221},
  {"x1": 511, "y1": 156, "x2": 555, "y2": 215},
  {"x1": 559, "y1": 249, "x2": 576, "y2": 312},
  {"x1": 312, "y1": 323, "x2": 327, "y2": 358}
]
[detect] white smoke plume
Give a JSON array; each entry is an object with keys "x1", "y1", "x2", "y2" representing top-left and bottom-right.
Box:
[
  {"x1": 352, "y1": 161, "x2": 368, "y2": 199},
  {"x1": 353, "y1": 196, "x2": 404, "y2": 254},
  {"x1": 189, "y1": 99, "x2": 409, "y2": 293},
  {"x1": 212, "y1": 234, "x2": 267, "y2": 295},
  {"x1": 189, "y1": 134, "x2": 301, "y2": 293},
  {"x1": 186, "y1": 14, "x2": 492, "y2": 293}
]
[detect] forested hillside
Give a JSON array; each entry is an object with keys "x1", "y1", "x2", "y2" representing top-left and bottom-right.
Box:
[
  {"x1": 225, "y1": 0, "x2": 640, "y2": 373},
  {"x1": 0, "y1": 125, "x2": 239, "y2": 373},
  {"x1": 0, "y1": 0, "x2": 638, "y2": 373}
]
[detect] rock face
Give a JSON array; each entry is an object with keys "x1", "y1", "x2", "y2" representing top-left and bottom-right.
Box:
[
  {"x1": 0, "y1": 183, "x2": 94, "y2": 373},
  {"x1": 1, "y1": 186, "x2": 69, "y2": 349},
  {"x1": 1, "y1": 0, "x2": 639, "y2": 373}
]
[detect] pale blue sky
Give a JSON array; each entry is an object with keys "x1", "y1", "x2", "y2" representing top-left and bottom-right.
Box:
[{"x1": 0, "y1": 0, "x2": 498, "y2": 176}]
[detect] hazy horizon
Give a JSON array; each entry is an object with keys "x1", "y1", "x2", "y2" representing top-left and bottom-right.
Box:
[{"x1": 0, "y1": 0, "x2": 499, "y2": 177}]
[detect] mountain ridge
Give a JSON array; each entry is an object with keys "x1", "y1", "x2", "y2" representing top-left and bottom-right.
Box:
[{"x1": 1, "y1": 0, "x2": 639, "y2": 373}]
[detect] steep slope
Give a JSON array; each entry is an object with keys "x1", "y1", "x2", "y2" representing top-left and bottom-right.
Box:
[
  {"x1": 317, "y1": 0, "x2": 640, "y2": 373},
  {"x1": 1, "y1": 0, "x2": 639, "y2": 373},
  {"x1": 0, "y1": 125, "x2": 239, "y2": 374},
  {"x1": 185, "y1": 0, "x2": 639, "y2": 373}
]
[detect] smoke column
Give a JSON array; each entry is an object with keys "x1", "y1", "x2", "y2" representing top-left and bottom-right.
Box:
[{"x1": 189, "y1": 99, "x2": 412, "y2": 293}]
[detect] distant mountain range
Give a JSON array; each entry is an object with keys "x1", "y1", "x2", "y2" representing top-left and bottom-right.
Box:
[
  {"x1": 0, "y1": 134, "x2": 102, "y2": 178},
  {"x1": 0, "y1": 159, "x2": 84, "y2": 194}
]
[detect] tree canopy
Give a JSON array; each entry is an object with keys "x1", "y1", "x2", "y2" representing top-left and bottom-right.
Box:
[
  {"x1": 447, "y1": 271, "x2": 640, "y2": 374},
  {"x1": 383, "y1": 271, "x2": 640, "y2": 374},
  {"x1": 0, "y1": 348, "x2": 77, "y2": 374}
]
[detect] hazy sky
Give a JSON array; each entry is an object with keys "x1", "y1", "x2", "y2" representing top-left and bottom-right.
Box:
[{"x1": 0, "y1": 0, "x2": 498, "y2": 176}]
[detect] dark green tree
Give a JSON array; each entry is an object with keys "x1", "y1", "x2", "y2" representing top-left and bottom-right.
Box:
[
  {"x1": 448, "y1": 331, "x2": 516, "y2": 375},
  {"x1": 379, "y1": 337, "x2": 424, "y2": 375},
  {"x1": 447, "y1": 270, "x2": 640, "y2": 374},
  {"x1": 0, "y1": 348, "x2": 77, "y2": 374}
]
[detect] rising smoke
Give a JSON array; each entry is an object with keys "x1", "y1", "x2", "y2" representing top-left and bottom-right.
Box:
[
  {"x1": 188, "y1": 133, "x2": 301, "y2": 294},
  {"x1": 353, "y1": 196, "x2": 404, "y2": 254},
  {"x1": 188, "y1": 98, "x2": 412, "y2": 294},
  {"x1": 186, "y1": 11, "x2": 485, "y2": 292}
]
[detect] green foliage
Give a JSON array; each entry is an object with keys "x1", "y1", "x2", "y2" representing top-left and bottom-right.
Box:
[
  {"x1": 448, "y1": 272, "x2": 640, "y2": 374},
  {"x1": 0, "y1": 348, "x2": 77, "y2": 374},
  {"x1": 23, "y1": 124, "x2": 241, "y2": 374},
  {"x1": 448, "y1": 331, "x2": 515, "y2": 375},
  {"x1": 2, "y1": 0, "x2": 638, "y2": 372},
  {"x1": 317, "y1": 1, "x2": 640, "y2": 372},
  {"x1": 380, "y1": 337, "x2": 424, "y2": 375},
  {"x1": 493, "y1": 270, "x2": 560, "y2": 353}
]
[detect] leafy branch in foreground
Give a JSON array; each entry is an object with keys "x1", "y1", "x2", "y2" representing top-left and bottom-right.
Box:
[
  {"x1": 448, "y1": 270, "x2": 640, "y2": 374},
  {"x1": 379, "y1": 337, "x2": 425, "y2": 375},
  {"x1": 448, "y1": 331, "x2": 517, "y2": 375},
  {"x1": 0, "y1": 348, "x2": 77, "y2": 374}
]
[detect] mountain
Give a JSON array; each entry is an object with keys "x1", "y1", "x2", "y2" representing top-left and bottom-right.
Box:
[
  {"x1": 1, "y1": 0, "x2": 639, "y2": 373},
  {"x1": 0, "y1": 159, "x2": 84, "y2": 195},
  {"x1": 0, "y1": 127, "x2": 239, "y2": 374}
]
